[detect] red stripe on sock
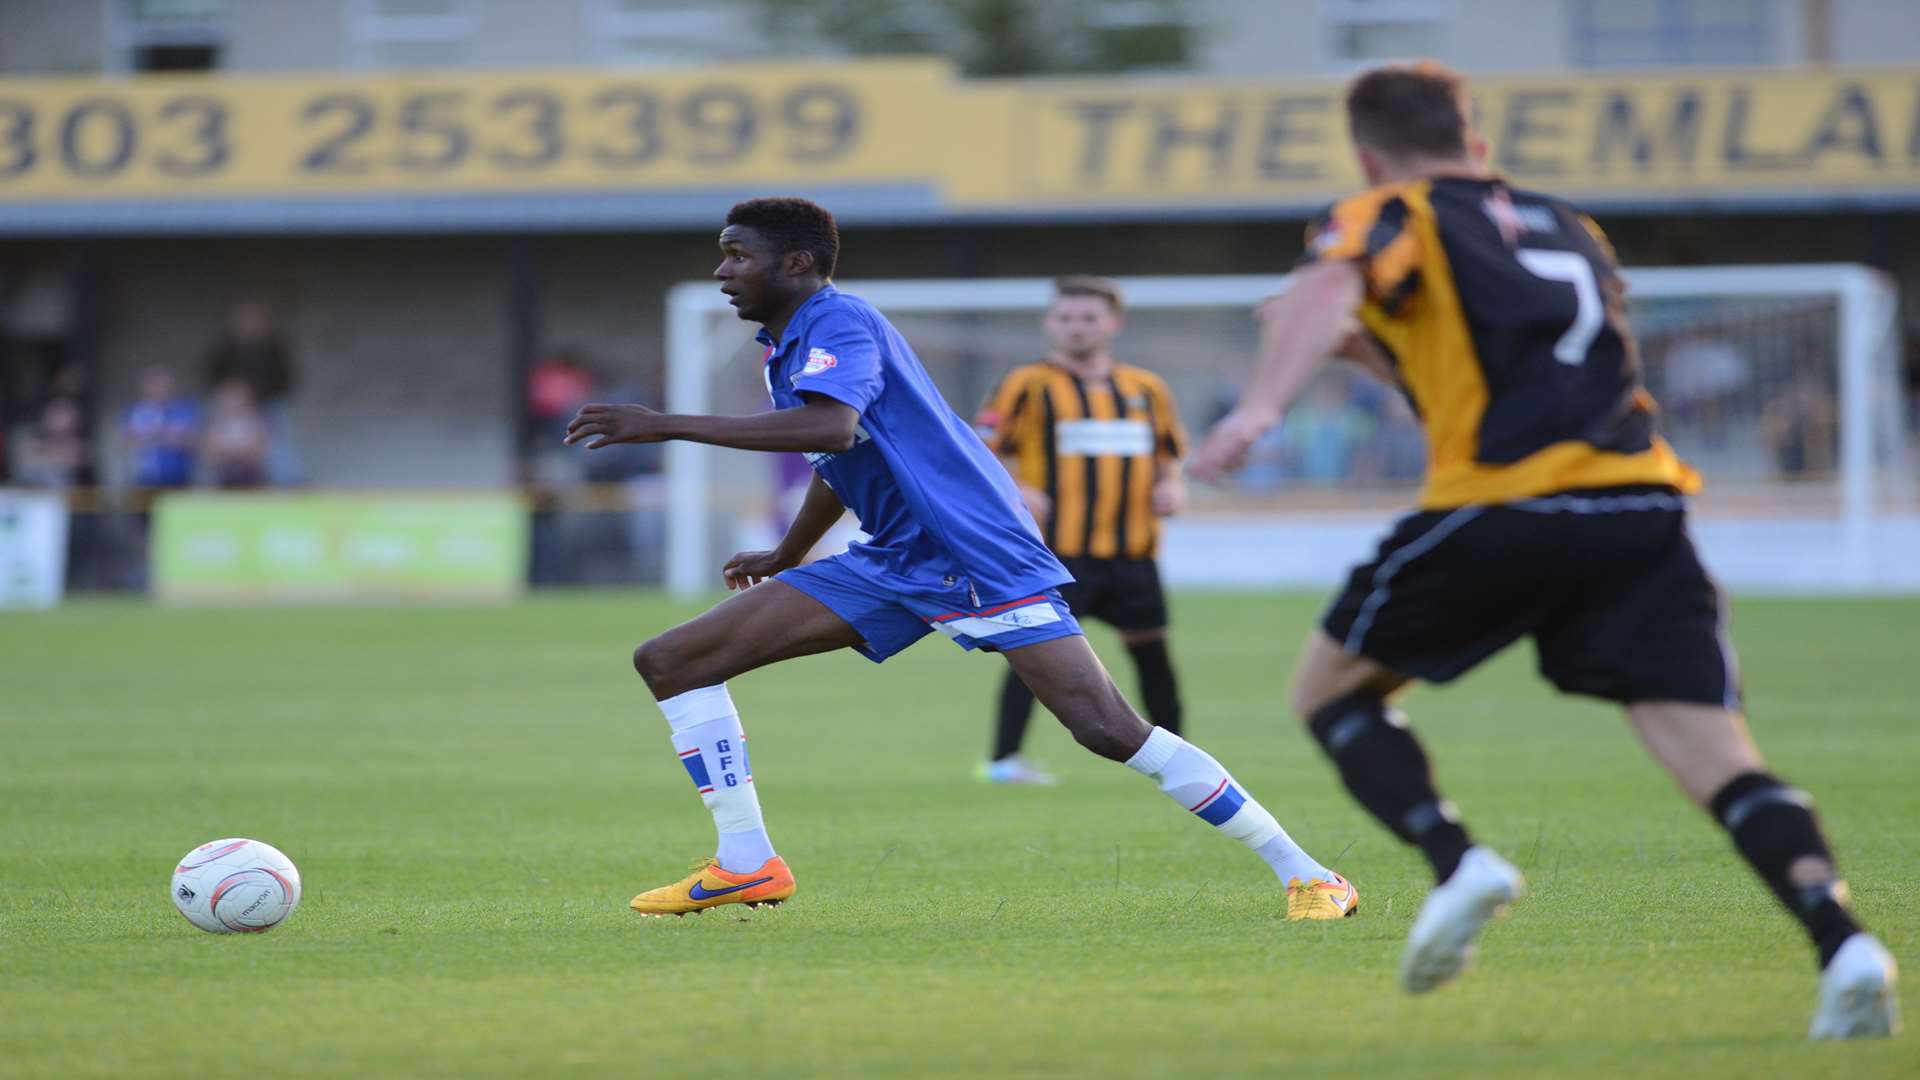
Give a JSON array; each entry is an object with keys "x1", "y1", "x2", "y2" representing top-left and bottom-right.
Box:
[{"x1": 1188, "y1": 778, "x2": 1229, "y2": 812}]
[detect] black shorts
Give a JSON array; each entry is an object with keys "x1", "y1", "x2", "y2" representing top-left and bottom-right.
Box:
[
  {"x1": 1321, "y1": 486, "x2": 1740, "y2": 707},
  {"x1": 1057, "y1": 556, "x2": 1169, "y2": 634}
]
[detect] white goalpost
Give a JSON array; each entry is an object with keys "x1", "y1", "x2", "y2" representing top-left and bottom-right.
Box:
[{"x1": 663, "y1": 266, "x2": 1912, "y2": 599}]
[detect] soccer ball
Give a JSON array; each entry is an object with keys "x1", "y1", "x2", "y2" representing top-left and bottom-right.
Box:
[{"x1": 170, "y1": 838, "x2": 302, "y2": 934}]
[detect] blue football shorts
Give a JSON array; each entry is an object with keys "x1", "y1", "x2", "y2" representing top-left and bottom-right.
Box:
[{"x1": 778, "y1": 554, "x2": 1083, "y2": 663}]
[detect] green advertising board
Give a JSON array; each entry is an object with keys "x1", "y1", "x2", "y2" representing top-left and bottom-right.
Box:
[{"x1": 152, "y1": 493, "x2": 528, "y2": 603}]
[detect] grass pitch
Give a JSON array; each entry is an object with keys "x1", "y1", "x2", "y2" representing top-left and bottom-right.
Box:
[{"x1": 1, "y1": 591, "x2": 1914, "y2": 1078}]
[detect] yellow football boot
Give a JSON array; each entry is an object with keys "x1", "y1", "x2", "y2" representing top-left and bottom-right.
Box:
[
  {"x1": 1286, "y1": 872, "x2": 1359, "y2": 920},
  {"x1": 630, "y1": 856, "x2": 796, "y2": 917}
]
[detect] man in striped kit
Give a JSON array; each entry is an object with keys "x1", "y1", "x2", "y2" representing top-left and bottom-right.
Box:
[{"x1": 974, "y1": 276, "x2": 1190, "y2": 785}]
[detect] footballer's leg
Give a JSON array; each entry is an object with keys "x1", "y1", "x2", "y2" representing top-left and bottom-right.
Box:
[
  {"x1": 1292, "y1": 630, "x2": 1522, "y2": 984},
  {"x1": 981, "y1": 571, "x2": 1102, "y2": 786},
  {"x1": 1302, "y1": 504, "x2": 1564, "y2": 988},
  {"x1": 627, "y1": 580, "x2": 865, "y2": 916},
  {"x1": 1003, "y1": 634, "x2": 1357, "y2": 920},
  {"x1": 1564, "y1": 507, "x2": 1895, "y2": 1037},
  {"x1": 982, "y1": 669, "x2": 1056, "y2": 784},
  {"x1": 1115, "y1": 559, "x2": 1183, "y2": 736},
  {"x1": 1629, "y1": 701, "x2": 1898, "y2": 1039},
  {"x1": 1119, "y1": 627, "x2": 1182, "y2": 736},
  {"x1": 632, "y1": 578, "x2": 865, "y2": 700}
]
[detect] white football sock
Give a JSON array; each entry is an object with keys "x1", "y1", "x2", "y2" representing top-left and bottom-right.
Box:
[
  {"x1": 1126, "y1": 726, "x2": 1333, "y2": 883},
  {"x1": 657, "y1": 685, "x2": 775, "y2": 873}
]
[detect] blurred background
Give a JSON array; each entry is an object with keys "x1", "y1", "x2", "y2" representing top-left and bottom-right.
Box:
[{"x1": 0, "y1": 0, "x2": 1916, "y2": 606}]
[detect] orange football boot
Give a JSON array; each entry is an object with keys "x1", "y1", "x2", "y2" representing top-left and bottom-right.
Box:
[
  {"x1": 630, "y1": 856, "x2": 796, "y2": 917},
  {"x1": 1286, "y1": 872, "x2": 1360, "y2": 920}
]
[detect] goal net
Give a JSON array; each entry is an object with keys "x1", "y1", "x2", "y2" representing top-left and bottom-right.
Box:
[{"x1": 663, "y1": 266, "x2": 1914, "y2": 597}]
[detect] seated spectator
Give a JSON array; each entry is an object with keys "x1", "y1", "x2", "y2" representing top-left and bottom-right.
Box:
[
  {"x1": 201, "y1": 379, "x2": 270, "y2": 489},
  {"x1": 527, "y1": 350, "x2": 596, "y2": 444},
  {"x1": 1762, "y1": 374, "x2": 1837, "y2": 479},
  {"x1": 12, "y1": 397, "x2": 93, "y2": 490},
  {"x1": 1658, "y1": 331, "x2": 1751, "y2": 449},
  {"x1": 121, "y1": 365, "x2": 200, "y2": 489},
  {"x1": 206, "y1": 300, "x2": 302, "y2": 484},
  {"x1": 1281, "y1": 376, "x2": 1377, "y2": 485}
]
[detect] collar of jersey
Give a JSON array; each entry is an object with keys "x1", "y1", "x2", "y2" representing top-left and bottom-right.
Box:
[{"x1": 755, "y1": 284, "x2": 841, "y2": 360}]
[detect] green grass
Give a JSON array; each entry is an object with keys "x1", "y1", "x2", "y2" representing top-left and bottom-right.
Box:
[{"x1": 0, "y1": 592, "x2": 1914, "y2": 1078}]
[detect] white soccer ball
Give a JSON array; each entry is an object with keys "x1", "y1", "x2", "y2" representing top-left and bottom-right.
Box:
[{"x1": 170, "y1": 838, "x2": 302, "y2": 934}]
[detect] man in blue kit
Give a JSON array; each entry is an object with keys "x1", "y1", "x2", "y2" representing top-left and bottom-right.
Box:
[{"x1": 566, "y1": 197, "x2": 1355, "y2": 919}]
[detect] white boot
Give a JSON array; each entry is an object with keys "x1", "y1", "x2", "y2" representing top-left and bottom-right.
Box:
[
  {"x1": 1399, "y1": 846, "x2": 1525, "y2": 994},
  {"x1": 1810, "y1": 933, "x2": 1900, "y2": 1040}
]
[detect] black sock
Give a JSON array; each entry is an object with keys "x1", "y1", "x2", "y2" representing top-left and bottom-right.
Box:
[
  {"x1": 992, "y1": 669, "x2": 1036, "y2": 762},
  {"x1": 1709, "y1": 771, "x2": 1861, "y2": 968},
  {"x1": 1308, "y1": 693, "x2": 1471, "y2": 883},
  {"x1": 1126, "y1": 638, "x2": 1182, "y2": 736}
]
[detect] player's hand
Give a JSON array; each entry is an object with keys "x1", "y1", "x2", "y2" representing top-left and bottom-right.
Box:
[
  {"x1": 1188, "y1": 407, "x2": 1275, "y2": 484},
  {"x1": 1152, "y1": 474, "x2": 1187, "y2": 517},
  {"x1": 1018, "y1": 484, "x2": 1052, "y2": 524},
  {"x1": 563, "y1": 403, "x2": 670, "y2": 449},
  {"x1": 721, "y1": 549, "x2": 796, "y2": 591}
]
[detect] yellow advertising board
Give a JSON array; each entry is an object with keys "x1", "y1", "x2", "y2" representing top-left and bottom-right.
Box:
[
  {"x1": 0, "y1": 60, "x2": 949, "y2": 200},
  {"x1": 0, "y1": 59, "x2": 1914, "y2": 227},
  {"x1": 979, "y1": 70, "x2": 1920, "y2": 206}
]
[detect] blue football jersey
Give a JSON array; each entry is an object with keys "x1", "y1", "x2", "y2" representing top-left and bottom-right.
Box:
[{"x1": 758, "y1": 286, "x2": 1070, "y2": 602}]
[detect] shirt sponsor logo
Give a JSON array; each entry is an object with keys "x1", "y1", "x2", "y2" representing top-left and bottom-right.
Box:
[
  {"x1": 1054, "y1": 418, "x2": 1153, "y2": 456},
  {"x1": 802, "y1": 348, "x2": 839, "y2": 375}
]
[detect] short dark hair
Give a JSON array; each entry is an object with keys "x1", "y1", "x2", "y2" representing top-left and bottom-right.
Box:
[
  {"x1": 726, "y1": 197, "x2": 840, "y2": 278},
  {"x1": 1345, "y1": 62, "x2": 1471, "y2": 162},
  {"x1": 1052, "y1": 274, "x2": 1125, "y2": 314}
]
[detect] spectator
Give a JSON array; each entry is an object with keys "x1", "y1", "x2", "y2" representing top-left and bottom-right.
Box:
[
  {"x1": 1377, "y1": 391, "x2": 1428, "y2": 481},
  {"x1": 205, "y1": 300, "x2": 301, "y2": 484},
  {"x1": 527, "y1": 350, "x2": 597, "y2": 444},
  {"x1": 1762, "y1": 373, "x2": 1838, "y2": 478},
  {"x1": 585, "y1": 375, "x2": 668, "y2": 581},
  {"x1": 201, "y1": 379, "x2": 270, "y2": 489},
  {"x1": 1281, "y1": 375, "x2": 1377, "y2": 485},
  {"x1": 1658, "y1": 330, "x2": 1751, "y2": 449},
  {"x1": 1, "y1": 266, "x2": 76, "y2": 469},
  {"x1": 581, "y1": 376, "x2": 666, "y2": 486},
  {"x1": 205, "y1": 301, "x2": 294, "y2": 405},
  {"x1": 12, "y1": 396, "x2": 93, "y2": 490},
  {"x1": 120, "y1": 365, "x2": 200, "y2": 489}
]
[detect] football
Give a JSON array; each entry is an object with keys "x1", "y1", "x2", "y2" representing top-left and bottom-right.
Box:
[{"x1": 170, "y1": 838, "x2": 302, "y2": 934}]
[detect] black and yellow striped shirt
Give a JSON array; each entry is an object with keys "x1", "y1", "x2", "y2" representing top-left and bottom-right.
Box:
[
  {"x1": 977, "y1": 362, "x2": 1187, "y2": 559},
  {"x1": 1303, "y1": 175, "x2": 1698, "y2": 508}
]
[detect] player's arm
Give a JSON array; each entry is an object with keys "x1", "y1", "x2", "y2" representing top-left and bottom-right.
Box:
[
  {"x1": 1189, "y1": 259, "x2": 1365, "y2": 481},
  {"x1": 564, "y1": 394, "x2": 859, "y2": 454},
  {"x1": 999, "y1": 452, "x2": 1051, "y2": 523},
  {"x1": 977, "y1": 371, "x2": 1051, "y2": 523},
  {"x1": 1152, "y1": 454, "x2": 1187, "y2": 516},
  {"x1": 721, "y1": 472, "x2": 846, "y2": 590},
  {"x1": 1149, "y1": 378, "x2": 1189, "y2": 516}
]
